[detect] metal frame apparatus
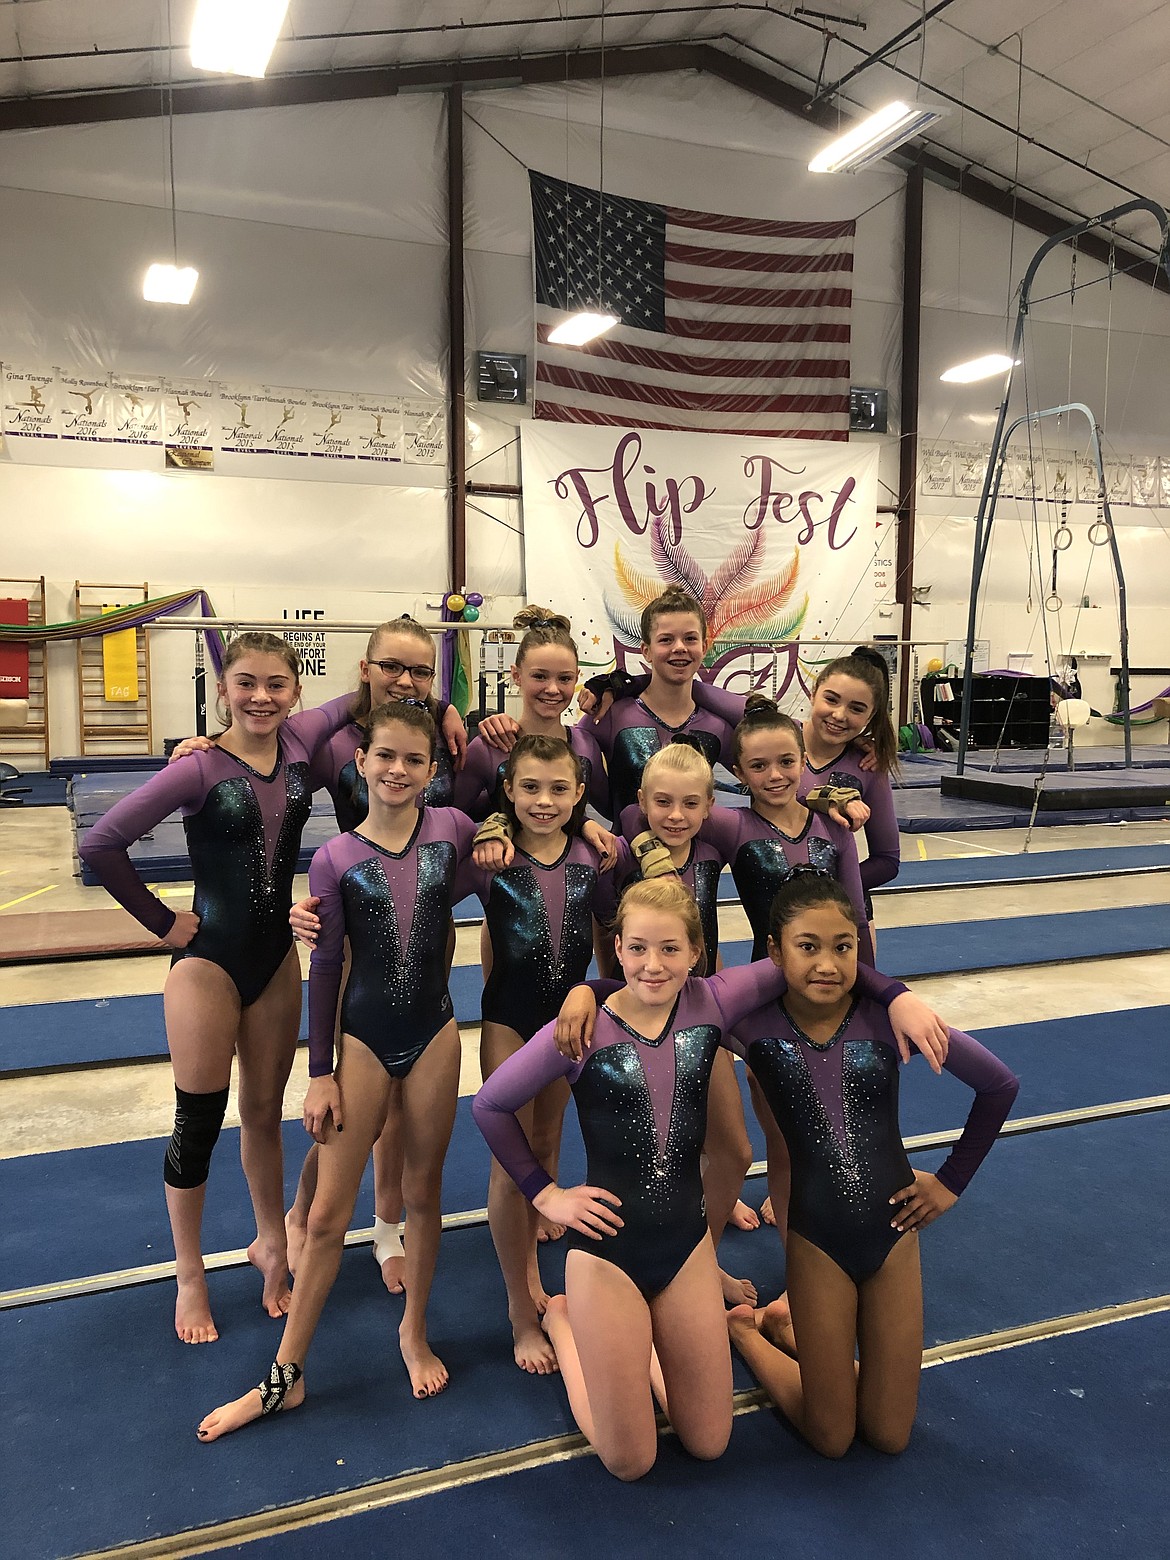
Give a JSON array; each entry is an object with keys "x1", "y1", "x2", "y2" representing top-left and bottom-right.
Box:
[
  {"x1": 956, "y1": 199, "x2": 1170, "y2": 775},
  {"x1": 0, "y1": 576, "x2": 50, "y2": 770},
  {"x1": 74, "y1": 581, "x2": 154, "y2": 757}
]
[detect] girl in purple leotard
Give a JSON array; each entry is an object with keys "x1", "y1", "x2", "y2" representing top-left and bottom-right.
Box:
[
  {"x1": 473, "y1": 878, "x2": 946, "y2": 1481},
  {"x1": 198, "y1": 700, "x2": 491, "y2": 1435},
  {"x1": 78, "y1": 633, "x2": 356, "y2": 1345},
  {"x1": 726, "y1": 872, "x2": 1018, "y2": 1458}
]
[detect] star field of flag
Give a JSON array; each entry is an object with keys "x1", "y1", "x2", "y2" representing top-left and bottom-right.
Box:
[{"x1": 533, "y1": 172, "x2": 666, "y2": 332}]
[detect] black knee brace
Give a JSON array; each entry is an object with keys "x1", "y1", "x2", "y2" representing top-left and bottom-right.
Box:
[{"x1": 163, "y1": 1086, "x2": 229, "y2": 1189}]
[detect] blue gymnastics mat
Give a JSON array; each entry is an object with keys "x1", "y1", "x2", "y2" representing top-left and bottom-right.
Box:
[
  {"x1": 4, "y1": 903, "x2": 1167, "y2": 1074},
  {"x1": 5, "y1": 1114, "x2": 1167, "y2": 1560},
  {"x1": 3, "y1": 1007, "x2": 1167, "y2": 1296},
  {"x1": 247, "y1": 1311, "x2": 1168, "y2": 1560}
]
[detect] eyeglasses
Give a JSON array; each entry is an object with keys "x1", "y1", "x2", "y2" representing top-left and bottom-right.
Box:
[{"x1": 369, "y1": 659, "x2": 435, "y2": 683}]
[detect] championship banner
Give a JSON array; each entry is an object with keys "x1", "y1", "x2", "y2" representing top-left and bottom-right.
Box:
[
  {"x1": 100, "y1": 606, "x2": 139, "y2": 702},
  {"x1": 3, "y1": 366, "x2": 58, "y2": 441},
  {"x1": 110, "y1": 376, "x2": 163, "y2": 446},
  {"x1": 309, "y1": 393, "x2": 357, "y2": 461},
  {"x1": 163, "y1": 378, "x2": 216, "y2": 470},
  {"x1": 255, "y1": 388, "x2": 310, "y2": 458},
  {"x1": 355, "y1": 395, "x2": 404, "y2": 464},
  {"x1": 59, "y1": 372, "x2": 113, "y2": 443},
  {"x1": 521, "y1": 423, "x2": 879, "y2": 708},
  {"x1": 219, "y1": 384, "x2": 267, "y2": 454},
  {"x1": 403, "y1": 399, "x2": 446, "y2": 465},
  {"x1": 0, "y1": 598, "x2": 29, "y2": 697}
]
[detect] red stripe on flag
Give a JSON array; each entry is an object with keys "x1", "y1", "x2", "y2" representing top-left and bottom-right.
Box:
[
  {"x1": 535, "y1": 332, "x2": 849, "y2": 380},
  {"x1": 536, "y1": 363, "x2": 847, "y2": 415},
  {"x1": 666, "y1": 242, "x2": 853, "y2": 275},
  {"x1": 665, "y1": 211, "x2": 857, "y2": 240},
  {"x1": 668, "y1": 281, "x2": 854, "y2": 310},
  {"x1": 533, "y1": 401, "x2": 849, "y2": 440},
  {"x1": 663, "y1": 319, "x2": 850, "y2": 344}
]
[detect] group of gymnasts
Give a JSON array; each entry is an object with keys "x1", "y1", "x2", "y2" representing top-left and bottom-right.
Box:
[{"x1": 79, "y1": 585, "x2": 1019, "y2": 1479}]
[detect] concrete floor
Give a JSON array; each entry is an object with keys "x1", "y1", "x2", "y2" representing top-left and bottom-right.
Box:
[{"x1": 2, "y1": 805, "x2": 1168, "y2": 1160}]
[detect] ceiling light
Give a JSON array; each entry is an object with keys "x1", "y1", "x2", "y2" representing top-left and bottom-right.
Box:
[
  {"x1": 190, "y1": 0, "x2": 290, "y2": 78},
  {"x1": 547, "y1": 311, "x2": 619, "y2": 346},
  {"x1": 809, "y1": 101, "x2": 947, "y2": 174},
  {"x1": 940, "y1": 353, "x2": 1018, "y2": 384},
  {"x1": 143, "y1": 263, "x2": 199, "y2": 305}
]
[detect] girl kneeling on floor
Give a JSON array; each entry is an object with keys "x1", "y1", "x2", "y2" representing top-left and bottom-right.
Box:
[
  {"x1": 726, "y1": 871, "x2": 1019, "y2": 1457},
  {"x1": 472, "y1": 877, "x2": 947, "y2": 1480}
]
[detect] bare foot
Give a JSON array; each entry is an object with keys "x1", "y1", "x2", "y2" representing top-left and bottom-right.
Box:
[
  {"x1": 528, "y1": 1272, "x2": 553, "y2": 1317},
  {"x1": 399, "y1": 1327, "x2": 449, "y2": 1399},
  {"x1": 536, "y1": 1214, "x2": 565, "y2": 1243},
  {"x1": 719, "y1": 1268, "x2": 759, "y2": 1308},
  {"x1": 726, "y1": 1302, "x2": 757, "y2": 1339},
  {"x1": 760, "y1": 1196, "x2": 776, "y2": 1227},
  {"x1": 512, "y1": 1317, "x2": 560, "y2": 1374},
  {"x1": 196, "y1": 1373, "x2": 305, "y2": 1442},
  {"x1": 175, "y1": 1273, "x2": 218, "y2": 1345},
  {"x1": 729, "y1": 1199, "x2": 761, "y2": 1231},
  {"x1": 247, "y1": 1237, "x2": 292, "y2": 1318},
  {"x1": 284, "y1": 1208, "x2": 307, "y2": 1278},
  {"x1": 380, "y1": 1255, "x2": 406, "y2": 1295},
  {"x1": 759, "y1": 1296, "x2": 797, "y2": 1357}
]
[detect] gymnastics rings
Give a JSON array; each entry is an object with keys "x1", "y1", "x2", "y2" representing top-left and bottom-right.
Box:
[
  {"x1": 1053, "y1": 524, "x2": 1073, "y2": 551},
  {"x1": 1088, "y1": 520, "x2": 1113, "y2": 546},
  {"x1": 1045, "y1": 591, "x2": 1063, "y2": 613}
]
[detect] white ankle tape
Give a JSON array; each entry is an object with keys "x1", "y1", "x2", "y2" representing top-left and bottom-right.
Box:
[{"x1": 372, "y1": 1217, "x2": 403, "y2": 1265}]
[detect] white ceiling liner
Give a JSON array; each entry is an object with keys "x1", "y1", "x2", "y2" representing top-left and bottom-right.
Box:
[
  {"x1": 1, "y1": 0, "x2": 1169, "y2": 238},
  {"x1": 0, "y1": 93, "x2": 448, "y2": 242}
]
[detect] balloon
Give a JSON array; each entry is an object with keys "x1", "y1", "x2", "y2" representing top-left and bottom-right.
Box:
[
  {"x1": 462, "y1": 605, "x2": 480, "y2": 622},
  {"x1": 445, "y1": 593, "x2": 466, "y2": 614},
  {"x1": 465, "y1": 591, "x2": 484, "y2": 607},
  {"x1": 926, "y1": 657, "x2": 943, "y2": 674}
]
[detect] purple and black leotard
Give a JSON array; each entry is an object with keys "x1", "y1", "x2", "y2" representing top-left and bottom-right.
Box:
[
  {"x1": 461, "y1": 835, "x2": 605, "y2": 1041},
  {"x1": 699, "y1": 802, "x2": 871, "y2": 963},
  {"x1": 473, "y1": 962, "x2": 908, "y2": 1299},
  {"x1": 79, "y1": 695, "x2": 354, "y2": 1007},
  {"x1": 306, "y1": 809, "x2": 479, "y2": 1078},
  {"x1": 580, "y1": 696, "x2": 735, "y2": 823},
  {"x1": 730, "y1": 996, "x2": 1018, "y2": 1283}
]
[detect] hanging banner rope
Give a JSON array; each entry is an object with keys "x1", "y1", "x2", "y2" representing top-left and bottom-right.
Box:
[{"x1": 0, "y1": 589, "x2": 225, "y2": 674}]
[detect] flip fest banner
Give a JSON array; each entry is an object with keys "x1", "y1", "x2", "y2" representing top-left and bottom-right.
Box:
[{"x1": 521, "y1": 424, "x2": 880, "y2": 710}]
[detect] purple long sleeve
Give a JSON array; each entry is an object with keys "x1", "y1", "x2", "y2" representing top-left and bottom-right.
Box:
[
  {"x1": 800, "y1": 747, "x2": 901, "y2": 893},
  {"x1": 78, "y1": 758, "x2": 209, "y2": 937},
  {"x1": 932, "y1": 1030, "x2": 1020, "y2": 1195},
  {"x1": 305, "y1": 845, "x2": 346, "y2": 1077},
  {"x1": 284, "y1": 693, "x2": 359, "y2": 758},
  {"x1": 687, "y1": 680, "x2": 748, "y2": 728},
  {"x1": 571, "y1": 722, "x2": 612, "y2": 817},
  {"x1": 452, "y1": 736, "x2": 503, "y2": 820},
  {"x1": 472, "y1": 1029, "x2": 579, "y2": 1199}
]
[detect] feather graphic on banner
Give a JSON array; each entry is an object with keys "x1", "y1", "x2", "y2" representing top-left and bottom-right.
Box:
[{"x1": 604, "y1": 514, "x2": 807, "y2": 660}]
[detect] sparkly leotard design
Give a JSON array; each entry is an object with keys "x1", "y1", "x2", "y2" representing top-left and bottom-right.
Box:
[
  {"x1": 306, "y1": 810, "x2": 479, "y2": 1078},
  {"x1": 700, "y1": 803, "x2": 869, "y2": 962},
  {"x1": 473, "y1": 963, "x2": 909, "y2": 1299},
  {"x1": 79, "y1": 696, "x2": 354, "y2": 1007},
  {"x1": 583, "y1": 697, "x2": 734, "y2": 822},
  {"x1": 729, "y1": 997, "x2": 1019, "y2": 1283},
  {"x1": 310, "y1": 715, "x2": 455, "y2": 831},
  {"x1": 463, "y1": 837, "x2": 601, "y2": 1041}
]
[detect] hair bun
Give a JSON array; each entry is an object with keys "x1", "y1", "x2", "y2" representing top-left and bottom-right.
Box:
[{"x1": 743, "y1": 692, "x2": 779, "y2": 719}]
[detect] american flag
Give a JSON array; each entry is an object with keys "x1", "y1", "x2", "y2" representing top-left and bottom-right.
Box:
[{"x1": 530, "y1": 170, "x2": 855, "y2": 441}]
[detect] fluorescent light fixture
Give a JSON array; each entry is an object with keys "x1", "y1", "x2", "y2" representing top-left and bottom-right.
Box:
[
  {"x1": 940, "y1": 353, "x2": 1018, "y2": 384},
  {"x1": 546, "y1": 311, "x2": 619, "y2": 346},
  {"x1": 143, "y1": 263, "x2": 199, "y2": 305},
  {"x1": 190, "y1": 0, "x2": 289, "y2": 78},
  {"x1": 809, "y1": 100, "x2": 947, "y2": 173}
]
